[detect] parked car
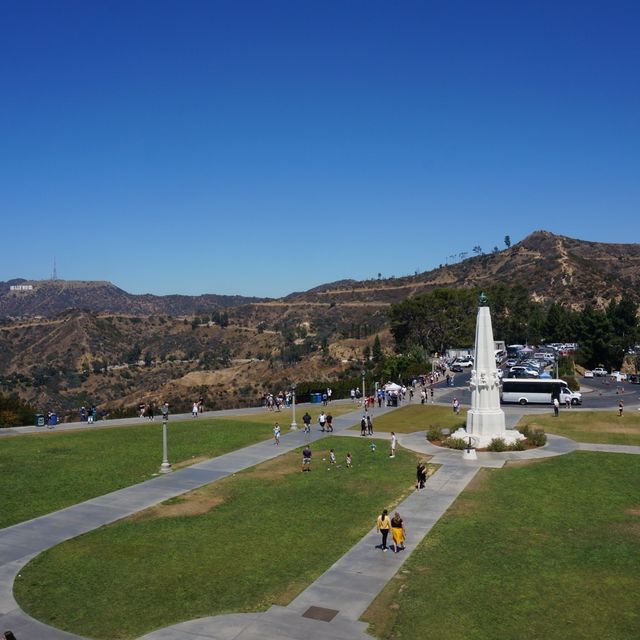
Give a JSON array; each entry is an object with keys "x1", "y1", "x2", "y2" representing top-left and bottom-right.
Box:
[
  {"x1": 583, "y1": 370, "x2": 594, "y2": 378},
  {"x1": 454, "y1": 357, "x2": 474, "y2": 368},
  {"x1": 509, "y1": 365, "x2": 539, "y2": 378},
  {"x1": 450, "y1": 364, "x2": 464, "y2": 372},
  {"x1": 592, "y1": 367, "x2": 608, "y2": 377},
  {"x1": 505, "y1": 358, "x2": 518, "y2": 367},
  {"x1": 610, "y1": 371, "x2": 627, "y2": 381},
  {"x1": 628, "y1": 374, "x2": 640, "y2": 384}
]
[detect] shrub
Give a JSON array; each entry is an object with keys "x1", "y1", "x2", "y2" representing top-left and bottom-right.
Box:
[
  {"x1": 509, "y1": 439, "x2": 526, "y2": 451},
  {"x1": 519, "y1": 424, "x2": 531, "y2": 439},
  {"x1": 527, "y1": 429, "x2": 547, "y2": 447},
  {"x1": 426, "y1": 427, "x2": 442, "y2": 442},
  {"x1": 487, "y1": 438, "x2": 507, "y2": 452},
  {"x1": 445, "y1": 437, "x2": 468, "y2": 450}
]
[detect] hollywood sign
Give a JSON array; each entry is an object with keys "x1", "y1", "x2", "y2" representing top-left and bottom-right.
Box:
[{"x1": 10, "y1": 285, "x2": 34, "y2": 291}]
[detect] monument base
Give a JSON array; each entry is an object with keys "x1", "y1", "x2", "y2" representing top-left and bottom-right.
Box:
[{"x1": 451, "y1": 427, "x2": 525, "y2": 449}]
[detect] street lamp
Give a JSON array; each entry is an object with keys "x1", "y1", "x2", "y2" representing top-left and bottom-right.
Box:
[
  {"x1": 361, "y1": 368, "x2": 366, "y2": 409},
  {"x1": 159, "y1": 414, "x2": 172, "y2": 473},
  {"x1": 290, "y1": 383, "x2": 298, "y2": 430}
]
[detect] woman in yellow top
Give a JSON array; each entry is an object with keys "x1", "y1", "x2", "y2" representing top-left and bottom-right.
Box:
[
  {"x1": 391, "y1": 511, "x2": 406, "y2": 553},
  {"x1": 376, "y1": 509, "x2": 392, "y2": 551}
]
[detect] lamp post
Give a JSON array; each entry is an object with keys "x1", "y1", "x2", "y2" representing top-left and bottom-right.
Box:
[
  {"x1": 361, "y1": 368, "x2": 366, "y2": 409},
  {"x1": 290, "y1": 383, "x2": 298, "y2": 430},
  {"x1": 160, "y1": 415, "x2": 172, "y2": 473}
]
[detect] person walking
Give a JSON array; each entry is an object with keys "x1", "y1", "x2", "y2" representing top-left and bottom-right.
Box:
[
  {"x1": 273, "y1": 422, "x2": 281, "y2": 445},
  {"x1": 367, "y1": 415, "x2": 374, "y2": 435},
  {"x1": 553, "y1": 397, "x2": 560, "y2": 417},
  {"x1": 301, "y1": 445, "x2": 312, "y2": 472},
  {"x1": 329, "y1": 448, "x2": 336, "y2": 465},
  {"x1": 376, "y1": 509, "x2": 392, "y2": 551},
  {"x1": 345, "y1": 452, "x2": 352, "y2": 468},
  {"x1": 302, "y1": 411, "x2": 312, "y2": 434},
  {"x1": 360, "y1": 416, "x2": 367, "y2": 436},
  {"x1": 390, "y1": 511, "x2": 406, "y2": 553},
  {"x1": 326, "y1": 413, "x2": 333, "y2": 432},
  {"x1": 618, "y1": 399, "x2": 624, "y2": 417},
  {"x1": 318, "y1": 411, "x2": 327, "y2": 432},
  {"x1": 390, "y1": 432, "x2": 397, "y2": 458},
  {"x1": 416, "y1": 461, "x2": 427, "y2": 489},
  {"x1": 192, "y1": 402, "x2": 199, "y2": 418}
]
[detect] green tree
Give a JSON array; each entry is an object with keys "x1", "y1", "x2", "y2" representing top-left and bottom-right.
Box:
[
  {"x1": 389, "y1": 288, "x2": 477, "y2": 355},
  {"x1": 504, "y1": 235, "x2": 511, "y2": 248},
  {"x1": 372, "y1": 335, "x2": 383, "y2": 364}
]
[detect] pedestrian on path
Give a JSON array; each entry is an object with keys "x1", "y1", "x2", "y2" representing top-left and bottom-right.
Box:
[
  {"x1": 376, "y1": 509, "x2": 391, "y2": 551},
  {"x1": 391, "y1": 512, "x2": 406, "y2": 553},
  {"x1": 390, "y1": 432, "x2": 397, "y2": 458},
  {"x1": 192, "y1": 402, "x2": 199, "y2": 418},
  {"x1": 273, "y1": 423, "x2": 281, "y2": 445},
  {"x1": 367, "y1": 415, "x2": 373, "y2": 435},
  {"x1": 416, "y1": 461, "x2": 427, "y2": 489},
  {"x1": 302, "y1": 411, "x2": 311, "y2": 434},
  {"x1": 318, "y1": 411, "x2": 327, "y2": 431},
  {"x1": 326, "y1": 413, "x2": 333, "y2": 432},
  {"x1": 553, "y1": 397, "x2": 560, "y2": 417},
  {"x1": 618, "y1": 399, "x2": 624, "y2": 416},
  {"x1": 301, "y1": 445, "x2": 312, "y2": 471},
  {"x1": 360, "y1": 416, "x2": 367, "y2": 436}
]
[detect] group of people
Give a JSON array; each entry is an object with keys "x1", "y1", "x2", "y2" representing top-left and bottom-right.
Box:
[
  {"x1": 376, "y1": 509, "x2": 406, "y2": 553},
  {"x1": 300, "y1": 411, "x2": 334, "y2": 433},
  {"x1": 360, "y1": 414, "x2": 374, "y2": 436},
  {"x1": 299, "y1": 445, "x2": 352, "y2": 471}
]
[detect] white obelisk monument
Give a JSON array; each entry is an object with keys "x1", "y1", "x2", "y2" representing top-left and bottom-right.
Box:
[{"x1": 453, "y1": 293, "x2": 523, "y2": 448}]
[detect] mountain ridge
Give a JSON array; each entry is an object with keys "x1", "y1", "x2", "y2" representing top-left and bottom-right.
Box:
[{"x1": 3, "y1": 231, "x2": 639, "y2": 319}]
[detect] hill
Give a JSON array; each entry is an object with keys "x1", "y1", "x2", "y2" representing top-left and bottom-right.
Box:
[
  {"x1": 1, "y1": 231, "x2": 639, "y2": 420},
  {"x1": 0, "y1": 279, "x2": 267, "y2": 318},
  {"x1": 279, "y1": 230, "x2": 640, "y2": 307}
]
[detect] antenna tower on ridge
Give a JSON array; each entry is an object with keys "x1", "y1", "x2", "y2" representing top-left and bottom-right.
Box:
[{"x1": 52, "y1": 257, "x2": 58, "y2": 280}]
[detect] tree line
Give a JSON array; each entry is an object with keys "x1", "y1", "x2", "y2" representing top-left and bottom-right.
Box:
[{"x1": 387, "y1": 286, "x2": 638, "y2": 370}]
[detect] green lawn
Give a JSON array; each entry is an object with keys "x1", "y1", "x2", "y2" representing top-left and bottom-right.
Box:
[
  {"x1": 363, "y1": 452, "x2": 640, "y2": 640},
  {"x1": 365, "y1": 404, "x2": 468, "y2": 433},
  {"x1": 224, "y1": 403, "x2": 357, "y2": 426},
  {"x1": 15, "y1": 437, "x2": 422, "y2": 640},
  {"x1": 519, "y1": 410, "x2": 640, "y2": 446},
  {"x1": 0, "y1": 418, "x2": 276, "y2": 528}
]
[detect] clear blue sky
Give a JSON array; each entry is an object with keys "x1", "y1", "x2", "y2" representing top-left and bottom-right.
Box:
[{"x1": 1, "y1": 0, "x2": 638, "y2": 297}]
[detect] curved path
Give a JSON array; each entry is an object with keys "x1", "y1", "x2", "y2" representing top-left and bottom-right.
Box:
[{"x1": 1, "y1": 403, "x2": 639, "y2": 640}]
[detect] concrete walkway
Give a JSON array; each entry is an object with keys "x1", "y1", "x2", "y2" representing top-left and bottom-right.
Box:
[{"x1": 1, "y1": 399, "x2": 640, "y2": 640}]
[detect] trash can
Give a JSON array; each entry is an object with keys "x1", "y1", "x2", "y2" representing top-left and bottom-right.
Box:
[
  {"x1": 35, "y1": 414, "x2": 45, "y2": 427},
  {"x1": 310, "y1": 393, "x2": 322, "y2": 404},
  {"x1": 48, "y1": 413, "x2": 58, "y2": 426}
]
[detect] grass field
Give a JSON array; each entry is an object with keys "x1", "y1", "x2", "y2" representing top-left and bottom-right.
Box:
[
  {"x1": 363, "y1": 451, "x2": 640, "y2": 640},
  {"x1": 519, "y1": 410, "x2": 640, "y2": 446},
  {"x1": 364, "y1": 404, "x2": 468, "y2": 433},
  {"x1": 15, "y1": 437, "x2": 422, "y2": 640},
  {"x1": 223, "y1": 402, "x2": 357, "y2": 426},
  {"x1": 0, "y1": 417, "x2": 279, "y2": 528}
]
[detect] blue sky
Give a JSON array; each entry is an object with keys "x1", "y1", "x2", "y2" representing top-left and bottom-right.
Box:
[{"x1": 1, "y1": 0, "x2": 638, "y2": 297}]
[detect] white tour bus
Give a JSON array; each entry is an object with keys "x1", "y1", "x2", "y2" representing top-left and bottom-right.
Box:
[{"x1": 501, "y1": 378, "x2": 582, "y2": 406}]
